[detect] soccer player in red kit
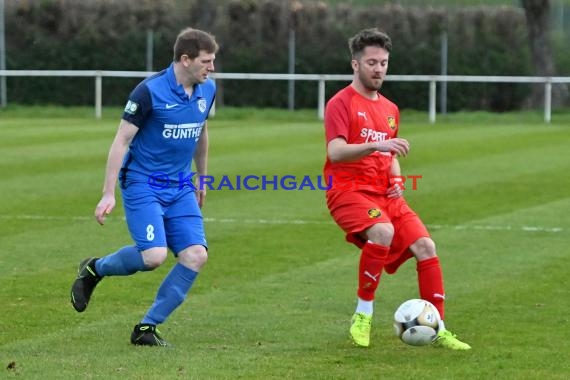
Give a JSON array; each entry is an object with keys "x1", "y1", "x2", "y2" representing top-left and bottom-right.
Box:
[{"x1": 324, "y1": 28, "x2": 470, "y2": 350}]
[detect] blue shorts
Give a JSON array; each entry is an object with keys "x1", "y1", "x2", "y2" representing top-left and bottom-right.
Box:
[{"x1": 121, "y1": 182, "x2": 207, "y2": 254}]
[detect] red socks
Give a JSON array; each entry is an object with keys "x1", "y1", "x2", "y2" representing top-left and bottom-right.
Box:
[
  {"x1": 416, "y1": 256, "x2": 445, "y2": 319},
  {"x1": 357, "y1": 243, "x2": 446, "y2": 321},
  {"x1": 357, "y1": 242, "x2": 389, "y2": 301}
]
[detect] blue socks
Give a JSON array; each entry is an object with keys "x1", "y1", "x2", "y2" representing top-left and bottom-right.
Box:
[
  {"x1": 142, "y1": 263, "x2": 198, "y2": 325},
  {"x1": 94, "y1": 246, "x2": 198, "y2": 325},
  {"x1": 95, "y1": 245, "x2": 147, "y2": 276}
]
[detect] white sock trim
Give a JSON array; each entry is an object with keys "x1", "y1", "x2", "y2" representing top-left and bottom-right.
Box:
[{"x1": 355, "y1": 298, "x2": 374, "y2": 315}]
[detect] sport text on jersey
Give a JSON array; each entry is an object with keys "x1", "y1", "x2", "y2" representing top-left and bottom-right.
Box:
[
  {"x1": 162, "y1": 122, "x2": 204, "y2": 139},
  {"x1": 360, "y1": 128, "x2": 388, "y2": 143}
]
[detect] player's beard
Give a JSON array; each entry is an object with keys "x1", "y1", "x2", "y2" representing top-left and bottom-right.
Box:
[{"x1": 359, "y1": 71, "x2": 383, "y2": 92}]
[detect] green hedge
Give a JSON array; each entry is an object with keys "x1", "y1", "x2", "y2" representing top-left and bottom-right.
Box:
[{"x1": 3, "y1": 0, "x2": 554, "y2": 111}]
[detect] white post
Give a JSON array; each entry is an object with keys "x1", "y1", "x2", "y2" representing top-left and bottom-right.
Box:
[
  {"x1": 544, "y1": 80, "x2": 552, "y2": 123},
  {"x1": 318, "y1": 78, "x2": 325, "y2": 120},
  {"x1": 429, "y1": 80, "x2": 436, "y2": 124},
  {"x1": 95, "y1": 72, "x2": 102, "y2": 119}
]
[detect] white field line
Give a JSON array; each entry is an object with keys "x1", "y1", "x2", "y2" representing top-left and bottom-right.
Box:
[{"x1": 0, "y1": 214, "x2": 564, "y2": 233}]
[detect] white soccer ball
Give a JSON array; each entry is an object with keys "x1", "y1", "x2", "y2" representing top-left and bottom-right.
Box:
[{"x1": 393, "y1": 299, "x2": 441, "y2": 346}]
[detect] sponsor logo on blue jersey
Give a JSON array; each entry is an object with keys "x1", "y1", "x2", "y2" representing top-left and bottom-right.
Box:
[
  {"x1": 124, "y1": 100, "x2": 139, "y2": 115},
  {"x1": 162, "y1": 122, "x2": 204, "y2": 140}
]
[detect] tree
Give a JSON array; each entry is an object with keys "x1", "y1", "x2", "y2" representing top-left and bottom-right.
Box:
[{"x1": 521, "y1": 0, "x2": 568, "y2": 107}]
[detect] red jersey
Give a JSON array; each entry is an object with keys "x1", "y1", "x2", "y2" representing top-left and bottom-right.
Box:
[{"x1": 323, "y1": 85, "x2": 400, "y2": 194}]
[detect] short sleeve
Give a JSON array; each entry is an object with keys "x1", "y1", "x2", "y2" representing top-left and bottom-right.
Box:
[
  {"x1": 122, "y1": 83, "x2": 152, "y2": 128},
  {"x1": 324, "y1": 96, "x2": 350, "y2": 143}
]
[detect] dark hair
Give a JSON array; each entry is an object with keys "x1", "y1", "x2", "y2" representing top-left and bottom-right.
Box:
[
  {"x1": 173, "y1": 28, "x2": 219, "y2": 61},
  {"x1": 348, "y1": 28, "x2": 392, "y2": 59}
]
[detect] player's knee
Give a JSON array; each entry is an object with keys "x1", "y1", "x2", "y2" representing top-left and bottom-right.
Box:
[
  {"x1": 178, "y1": 245, "x2": 208, "y2": 271},
  {"x1": 364, "y1": 223, "x2": 394, "y2": 246},
  {"x1": 141, "y1": 247, "x2": 168, "y2": 270},
  {"x1": 411, "y1": 237, "x2": 436, "y2": 260}
]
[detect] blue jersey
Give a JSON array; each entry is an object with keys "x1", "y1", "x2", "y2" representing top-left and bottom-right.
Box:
[{"x1": 120, "y1": 63, "x2": 215, "y2": 187}]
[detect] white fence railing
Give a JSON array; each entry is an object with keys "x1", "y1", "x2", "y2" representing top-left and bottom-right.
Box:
[{"x1": 1, "y1": 70, "x2": 569, "y2": 123}]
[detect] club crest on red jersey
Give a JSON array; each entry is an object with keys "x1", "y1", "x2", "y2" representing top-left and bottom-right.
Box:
[
  {"x1": 387, "y1": 116, "x2": 396, "y2": 130},
  {"x1": 368, "y1": 208, "x2": 382, "y2": 218}
]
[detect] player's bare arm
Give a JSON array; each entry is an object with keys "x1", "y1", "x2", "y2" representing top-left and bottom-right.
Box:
[
  {"x1": 327, "y1": 136, "x2": 410, "y2": 163},
  {"x1": 193, "y1": 121, "x2": 209, "y2": 208},
  {"x1": 387, "y1": 157, "x2": 404, "y2": 198},
  {"x1": 94, "y1": 120, "x2": 139, "y2": 225}
]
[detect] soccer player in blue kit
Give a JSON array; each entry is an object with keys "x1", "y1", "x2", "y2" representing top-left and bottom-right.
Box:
[{"x1": 70, "y1": 27, "x2": 218, "y2": 346}]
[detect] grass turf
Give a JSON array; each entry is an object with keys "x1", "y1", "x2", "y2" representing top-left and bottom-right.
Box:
[{"x1": 1, "y1": 106, "x2": 569, "y2": 379}]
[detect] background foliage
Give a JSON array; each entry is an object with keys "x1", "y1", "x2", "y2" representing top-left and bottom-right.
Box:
[{"x1": 4, "y1": 0, "x2": 569, "y2": 110}]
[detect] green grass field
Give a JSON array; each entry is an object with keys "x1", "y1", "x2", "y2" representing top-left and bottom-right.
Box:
[{"x1": 1, "y1": 106, "x2": 569, "y2": 379}]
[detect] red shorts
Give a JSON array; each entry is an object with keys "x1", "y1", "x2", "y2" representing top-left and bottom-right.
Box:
[{"x1": 326, "y1": 190, "x2": 430, "y2": 274}]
